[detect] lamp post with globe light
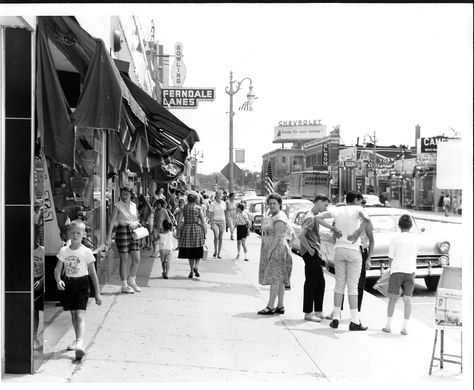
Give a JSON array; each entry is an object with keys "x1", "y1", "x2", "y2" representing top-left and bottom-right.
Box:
[{"x1": 225, "y1": 71, "x2": 255, "y2": 194}]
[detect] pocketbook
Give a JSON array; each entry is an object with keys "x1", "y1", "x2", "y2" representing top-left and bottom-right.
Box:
[{"x1": 131, "y1": 226, "x2": 149, "y2": 240}]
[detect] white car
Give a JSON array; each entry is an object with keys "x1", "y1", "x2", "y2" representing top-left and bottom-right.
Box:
[{"x1": 291, "y1": 207, "x2": 450, "y2": 291}]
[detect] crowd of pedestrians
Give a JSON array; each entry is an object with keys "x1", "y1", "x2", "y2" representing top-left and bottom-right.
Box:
[{"x1": 53, "y1": 184, "x2": 420, "y2": 361}]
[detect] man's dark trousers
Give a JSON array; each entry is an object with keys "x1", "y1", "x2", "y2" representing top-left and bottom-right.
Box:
[{"x1": 302, "y1": 252, "x2": 325, "y2": 313}]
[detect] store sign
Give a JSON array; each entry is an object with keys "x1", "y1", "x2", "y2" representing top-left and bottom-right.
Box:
[
  {"x1": 273, "y1": 123, "x2": 327, "y2": 143},
  {"x1": 162, "y1": 88, "x2": 216, "y2": 109},
  {"x1": 344, "y1": 161, "x2": 357, "y2": 168},
  {"x1": 322, "y1": 143, "x2": 329, "y2": 166},
  {"x1": 329, "y1": 165, "x2": 339, "y2": 186},
  {"x1": 171, "y1": 42, "x2": 186, "y2": 87},
  {"x1": 419, "y1": 152, "x2": 437, "y2": 165},
  {"x1": 421, "y1": 136, "x2": 448, "y2": 153},
  {"x1": 303, "y1": 174, "x2": 328, "y2": 185},
  {"x1": 355, "y1": 176, "x2": 365, "y2": 192}
]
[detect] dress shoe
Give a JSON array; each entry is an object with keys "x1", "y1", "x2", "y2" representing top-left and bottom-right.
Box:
[
  {"x1": 349, "y1": 321, "x2": 368, "y2": 331},
  {"x1": 304, "y1": 313, "x2": 321, "y2": 322}
]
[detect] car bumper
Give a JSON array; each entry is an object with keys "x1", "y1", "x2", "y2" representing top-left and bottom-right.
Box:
[{"x1": 365, "y1": 267, "x2": 444, "y2": 279}]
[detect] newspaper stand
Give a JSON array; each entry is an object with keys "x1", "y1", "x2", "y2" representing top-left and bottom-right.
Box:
[{"x1": 429, "y1": 267, "x2": 463, "y2": 375}]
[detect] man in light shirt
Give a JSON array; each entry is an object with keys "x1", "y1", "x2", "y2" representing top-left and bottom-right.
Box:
[
  {"x1": 315, "y1": 191, "x2": 370, "y2": 331},
  {"x1": 383, "y1": 214, "x2": 418, "y2": 335}
]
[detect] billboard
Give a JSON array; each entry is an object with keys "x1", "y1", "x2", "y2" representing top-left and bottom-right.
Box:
[
  {"x1": 435, "y1": 267, "x2": 462, "y2": 330},
  {"x1": 162, "y1": 88, "x2": 215, "y2": 109},
  {"x1": 436, "y1": 141, "x2": 462, "y2": 189},
  {"x1": 420, "y1": 136, "x2": 448, "y2": 153},
  {"x1": 273, "y1": 123, "x2": 326, "y2": 143}
]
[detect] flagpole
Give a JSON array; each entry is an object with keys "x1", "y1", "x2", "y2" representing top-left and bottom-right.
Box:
[{"x1": 229, "y1": 72, "x2": 234, "y2": 194}]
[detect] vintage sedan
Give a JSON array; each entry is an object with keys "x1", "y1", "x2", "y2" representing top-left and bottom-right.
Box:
[
  {"x1": 253, "y1": 198, "x2": 314, "y2": 235},
  {"x1": 291, "y1": 207, "x2": 450, "y2": 291}
]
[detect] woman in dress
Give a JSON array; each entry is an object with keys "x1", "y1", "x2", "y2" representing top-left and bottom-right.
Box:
[
  {"x1": 106, "y1": 184, "x2": 142, "y2": 294},
  {"x1": 257, "y1": 193, "x2": 293, "y2": 315},
  {"x1": 178, "y1": 192, "x2": 207, "y2": 278},
  {"x1": 225, "y1": 193, "x2": 237, "y2": 240}
]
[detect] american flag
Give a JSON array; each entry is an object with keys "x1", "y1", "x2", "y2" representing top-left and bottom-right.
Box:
[
  {"x1": 264, "y1": 161, "x2": 274, "y2": 195},
  {"x1": 238, "y1": 100, "x2": 253, "y2": 111},
  {"x1": 213, "y1": 177, "x2": 220, "y2": 192}
]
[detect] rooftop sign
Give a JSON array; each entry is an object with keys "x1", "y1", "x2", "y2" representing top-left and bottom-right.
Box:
[{"x1": 273, "y1": 123, "x2": 327, "y2": 143}]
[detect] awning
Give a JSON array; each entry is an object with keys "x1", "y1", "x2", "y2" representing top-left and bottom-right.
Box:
[{"x1": 37, "y1": 16, "x2": 199, "y2": 182}]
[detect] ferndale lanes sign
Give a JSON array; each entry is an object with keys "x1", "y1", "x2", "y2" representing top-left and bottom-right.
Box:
[{"x1": 162, "y1": 88, "x2": 216, "y2": 109}]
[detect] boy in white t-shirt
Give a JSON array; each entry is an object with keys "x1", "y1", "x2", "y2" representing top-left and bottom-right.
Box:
[
  {"x1": 54, "y1": 220, "x2": 102, "y2": 360},
  {"x1": 159, "y1": 220, "x2": 174, "y2": 279},
  {"x1": 383, "y1": 214, "x2": 418, "y2": 335}
]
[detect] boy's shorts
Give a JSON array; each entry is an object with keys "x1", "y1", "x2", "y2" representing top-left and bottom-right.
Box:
[
  {"x1": 116, "y1": 224, "x2": 140, "y2": 253},
  {"x1": 388, "y1": 272, "x2": 415, "y2": 296},
  {"x1": 62, "y1": 275, "x2": 90, "y2": 311},
  {"x1": 159, "y1": 249, "x2": 172, "y2": 258}
]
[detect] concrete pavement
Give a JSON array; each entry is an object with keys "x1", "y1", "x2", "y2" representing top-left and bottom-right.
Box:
[
  {"x1": 2, "y1": 231, "x2": 466, "y2": 383},
  {"x1": 410, "y1": 209, "x2": 462, "y2": 224}
]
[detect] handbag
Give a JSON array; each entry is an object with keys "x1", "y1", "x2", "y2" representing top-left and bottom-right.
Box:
[
  {"x1": 202, "y1": 245, "x2": 208, "y2": 261},
  {"x1": 131, "y1": 226, "x2": 149, "y2": 240}
]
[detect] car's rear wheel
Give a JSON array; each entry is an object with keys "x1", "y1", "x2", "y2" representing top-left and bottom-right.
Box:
[{"x1": 424, "y1": 275, "x2": 440, "y2": 291}]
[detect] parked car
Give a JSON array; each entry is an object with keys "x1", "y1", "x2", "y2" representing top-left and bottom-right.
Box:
[
  {"x1": 362, "y1": 194, "x2": 387, "y2": 207},
  {"x1": 252, "y1": 198, "x2": 314, "y2": 235},
  {"x1": 298, "y1": 207, "x2": 449, "y2": 291}
]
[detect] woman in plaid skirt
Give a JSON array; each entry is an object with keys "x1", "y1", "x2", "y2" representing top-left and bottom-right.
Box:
[
  {"x1": 178, "y1": 192, "x2": 207, "y2": 278},
  {"x1": 106, "y1": 184, "x2": 142, "y2": 294}
]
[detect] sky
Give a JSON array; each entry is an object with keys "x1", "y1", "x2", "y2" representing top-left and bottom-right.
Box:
[{"x1": 3, "y1": 3, "x2": 473, "y2": 176}]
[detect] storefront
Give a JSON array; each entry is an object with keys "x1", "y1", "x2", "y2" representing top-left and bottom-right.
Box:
[{"x1": 2, "y1": 16, "x2": 199, "y2": 375}]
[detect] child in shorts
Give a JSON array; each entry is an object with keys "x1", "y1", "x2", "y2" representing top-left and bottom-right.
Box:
[
  {"x1": 235, "y1": 203, "x2": 250, "y2": 261},
  {"x1": 383, "y1": 214, "x2": 418, "y2": 335},
  {"x1": 54, "y1": 220, "x2": 102, "y2": 360},
  {"x1": 159, "y1": 220, "x2": 174, "y2": 279}
]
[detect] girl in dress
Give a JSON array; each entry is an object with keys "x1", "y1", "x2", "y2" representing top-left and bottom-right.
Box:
[
  {"x1": 159, "y1": 220, "x2": 174, "y2": 279},
  {"x1": 235, "y1": 203, "x2": 250, "y2": 261}
]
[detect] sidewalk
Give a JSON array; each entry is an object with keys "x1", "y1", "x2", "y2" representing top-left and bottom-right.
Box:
[
  {"x1": 409, "y1": 209, "x2": 462, "y2": 224},
  {"x1": 3, "y1": 233, "x2": 465, "y2": 383}
]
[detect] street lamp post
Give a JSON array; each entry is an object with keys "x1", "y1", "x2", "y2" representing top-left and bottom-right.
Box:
[
  {"x1": 364, "y1": 131, "x2": 378, "y2": 193},
  {"x1": 192, "y1": 148, "x2": 204, "y2": 191},
  {"x1": 224, "y1": 71, "x2": 254, "y2": 194}
]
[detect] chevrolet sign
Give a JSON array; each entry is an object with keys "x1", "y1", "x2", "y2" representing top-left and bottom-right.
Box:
[{"x1": 162, "y1": 88, "x2": 216, "y2": 109}]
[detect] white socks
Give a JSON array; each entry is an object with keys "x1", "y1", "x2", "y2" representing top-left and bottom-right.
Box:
[
  {"x1": 386, "y1": 317, "x2": 393, "y2": 328},
  {"x1": 350, "y1": 309, "x2": 360, "y2": 324},
  {"x1": 403, "y1": 319, "x2": 409, "y2": 330},
  {"x1": 121, "y1": 280, "x2": 128, "y2": 288},
  {"x1": 333, "y1": 307, "x2": 341, "y2": 320}
]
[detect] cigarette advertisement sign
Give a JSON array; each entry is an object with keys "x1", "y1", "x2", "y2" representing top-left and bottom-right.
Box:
[{"x1": 435, "y1": 267, "x2": 462, "y2": 330}]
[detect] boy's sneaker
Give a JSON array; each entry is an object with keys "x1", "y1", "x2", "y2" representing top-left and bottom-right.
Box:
[
  {"x1": 382, "y1": 326, "x2": 391, "y2": 333},
  {"x1": 67, "y1": 339, "x2": 77, "y2": 351},
  {"x1": 121, "y1": 286, "x2": 135, "y2": 294},
  {"x1": 304, "y1": 313, "x2": 321, "y2": 322},
  {"x1": 400, "y1": 328, "x2": 408, "y2": 335},
  {"x1": 128, "y1": 280, "x2": 142, "y2": 293},
  {"x1": 314, "y1": 312, "x2": 325, "y2": 320},
  {"x1": 75, "y1": 340, "x2": 85, "y2": 360}
]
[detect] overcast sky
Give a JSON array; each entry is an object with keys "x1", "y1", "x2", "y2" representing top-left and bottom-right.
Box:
[{"x1": 5, "y1": 3, "x2": 473, "y2": 175}]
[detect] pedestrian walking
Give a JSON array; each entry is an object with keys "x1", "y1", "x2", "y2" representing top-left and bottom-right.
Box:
[
  {"x1": 178, "y1": 192, "x2": 207, "y2": 278},
  {"x1": 315, "y1": 191, "x2": 371, "y2": 330},
  {"x1": 235, "y1": 203, "x2": 250, "y2": 261},
  {"x1": 209, "y1": 191, "x2": 226, "y2": 258},
  {"x1": 298, "y1": 194, "x2": 341, "y2": 322},
  {"x1": 452, "y1": 196, "x2": 459, "y2": 215},
  {"x1": 382, "y1": 214, "x2": 418, "y2": 335},
  {"x1": 54, "y1": 219, "x2": 102, "y2": 360},
  {"x1": 106, "y1": 184, "x2": 142, "y2": 294},
  {"x1": 257, "y1": 193, "x2": 292, "y2": 315},
  {"x1": 443, "y1": 194, "x2": 451, "y2": 216},
  {"x1": 159, "y1": 220, "x2": 174, "y2": 279},
  {"x1": 226, "y1": 192, "x2": 237, "y2": 240},
  {"x1": 437, "y1": 192, "x2": 445, "y2": 213},
  {"x1": 152, "y1": 198, "x2": 171, "y2": 257},
  {"x1": 137, "y1": 194, "x2": 153, "y2": 250}
]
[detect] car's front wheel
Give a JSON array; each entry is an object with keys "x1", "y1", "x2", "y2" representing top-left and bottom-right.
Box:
[{"x1": 424, "y1": 275, "x2": 440, "y2": 291}]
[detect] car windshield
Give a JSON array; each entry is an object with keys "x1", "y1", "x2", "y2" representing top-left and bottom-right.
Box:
[
  {"x1": 370, "y1": 215, "x2": 419, "y2": 233},
  {"x1": 283, "y1": 202, "x2": 312, "y2": 220}
]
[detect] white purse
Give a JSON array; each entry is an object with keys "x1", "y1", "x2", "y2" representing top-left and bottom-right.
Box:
[{"x1": 131, "y1": 226, "x2": 149, "y2": 240}]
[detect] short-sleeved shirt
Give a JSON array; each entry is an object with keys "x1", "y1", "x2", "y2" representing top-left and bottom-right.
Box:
[
  {"x1": 235, "y1": 212, "x2": 250, "y2": 226},
  {"x1": 154, "y1": 208, "x2": 170, "y2": 232},
  {"x1": 330, "y1": 205, "x2": 368, "y2": 251},
  {"x1": 57, "y1": 244, "x2": 96, "y2": 277},
  {"x1": 388, "y1": 232, "x2": 418, "y2": 274},
  {"x1": 209, "y1": 201, "x2": 226, "y2": 221},
  {"x1": 300, "y1": 214, "x2": 321, "y2": 256},
  {"x1": 158, "y1": 231, "x2": 174, "y2": 251}
]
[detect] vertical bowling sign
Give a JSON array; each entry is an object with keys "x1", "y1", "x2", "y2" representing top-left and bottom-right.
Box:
[{"x1": 171, "y1": 42, "x2": 186, "y2": 87}]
